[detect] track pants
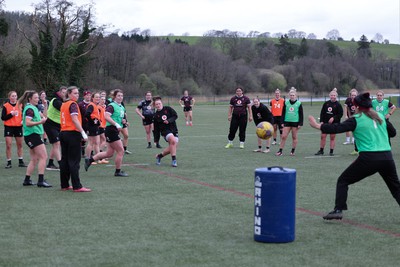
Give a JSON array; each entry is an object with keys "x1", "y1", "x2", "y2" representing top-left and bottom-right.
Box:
[
  {"x1": 228, "y1": 113, "x2": 248, "y2": 142},
  {"x1": 59, "y1": 131, "x2": 83, "y2": 190},
  {"x1": 334, "y1": 152, "x2": 400, "y2": 210}
]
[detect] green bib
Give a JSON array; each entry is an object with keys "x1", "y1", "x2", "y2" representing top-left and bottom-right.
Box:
[
  {"x1": 353, "y1": 113, "x2": 390, "y2": 152},
  {"x1": 47, "y1": 98, "x2": 61, "y2": 124},
  {"x1": 284, "y1": 100, "x2": 301, "y2": 122},
  {"x1": 372, "y1": 99, "x2": 389, "y2": 115},
  {"x1": 106, "y1": 102, "x2": 125, "y2": 126},
  {"x1": 23, "y1": 104, "x2": 44, "y2": 136}
]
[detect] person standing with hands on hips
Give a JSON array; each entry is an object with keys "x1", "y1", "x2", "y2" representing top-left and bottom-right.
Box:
[
  {"x1": 372, "y1": 90, "x2": 396, "y2": 119},
  {"x1": 225, "y1": 87, "x2": 253, "y2": 149},
  {"x1": 309, "y1": 92, "x2": 400, "y2": 220},
  {"x1": 135, "y1": 91, "x2": 161, "y2": 149},
  {"x1": 59, "y1": 86, "x2": 91, "y2": 192}
]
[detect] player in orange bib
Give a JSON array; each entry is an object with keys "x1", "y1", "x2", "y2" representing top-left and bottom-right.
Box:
[
  {"x1": 59, "y1": 86, "x2": 91, "y2": 192},
  {"x1": 269, "y1": 89, "x2": 285, "y2": 145},
  {"x1": 1, "y1": 91, "x2": 26, "y2": 168}
]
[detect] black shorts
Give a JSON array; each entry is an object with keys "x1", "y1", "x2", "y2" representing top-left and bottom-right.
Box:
[
  {"x1": 24, "y1": 133, "x2": 43, "y2": 149},
  {"x1": 87, "y1": 125, "x2": 99, "y2": 136},
  {"x1": 284, "y1": 121, "x2": 300, "y2": 128},
  {"x1": 4, "y1": 126, "x2": 23, "y2": 137},
  {"x1": 98, "y1": 127, "x2": 105, "y2": 134},
  {"x1": 142, "y1": 117, "x2": 153, "y2": 126},
  {"x1": 183, "y1": 106, "x2": 192, "y2": 112},
  {"x1": 43, "y1": 122, "x2": 60, "y2": 144},
  {"x1": 273, "y1": 116, "x2": 283, "y2": 128},
  {"x1": 105, "y1": 126, "x2": 121, "y2": 143}
]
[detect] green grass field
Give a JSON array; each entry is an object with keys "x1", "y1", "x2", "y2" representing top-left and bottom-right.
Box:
[{"x1": 1, "y1": 103, "x2": 400, "y2": 266}]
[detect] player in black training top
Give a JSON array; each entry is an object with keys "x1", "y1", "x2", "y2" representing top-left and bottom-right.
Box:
[
  {"x1": 314, "y1": 88, "x2": 343, "y2": 156},
  {"x1": 153, "y1": 96, "x2": 179, "y2": 167},
  {"x1": 251, "y1": 98, "x2": 274, "y2": 153},
  {"x1": 135, "y1": 91, "x2": 161, "y2": 149}
]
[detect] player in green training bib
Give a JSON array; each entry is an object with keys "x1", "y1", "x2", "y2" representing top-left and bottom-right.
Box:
[
  {"x1": 309, "y1": 92, "x2": 400, "y2": 221},
  {"x1": 275, "y1": 87, "x2": 303, "y2": 156}
]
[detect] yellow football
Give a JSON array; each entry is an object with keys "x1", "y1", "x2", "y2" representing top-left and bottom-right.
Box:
[{"x1": 256, "y1": 121, "x2": 274, "y2": 140}]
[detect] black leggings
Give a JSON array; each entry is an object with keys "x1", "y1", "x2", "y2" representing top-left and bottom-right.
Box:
[{"x1": 334, "y1": 153, "x2": 400, "y2": 210}]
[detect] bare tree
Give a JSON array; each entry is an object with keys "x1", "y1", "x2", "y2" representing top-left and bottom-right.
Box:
[
  {"x1": 287, "y1": 29, "x2": 297, "y2": 38},
  {"x1": 326, "y1": 29, "x2": 341, "y2": 40},
  {"x1": 272, "y1": 32, "x2": 284, "y2": 38},
  {"x1": 373, "y1": 33, "x2": 383, "y2": 43},
  {"x1": 258, "y1": 32, "x2": 270, "y2": 38},
  {"x1": 307, "y1": 33, "x2": 317, "y2": 40}
]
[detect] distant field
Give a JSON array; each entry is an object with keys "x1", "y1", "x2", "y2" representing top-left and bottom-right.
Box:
[
  {"x1": 160, "y1": 36, "x2": 400, "y2": 59},
  {"x1": 1, "y1": 103, "x2": 400, "y2": 266}
]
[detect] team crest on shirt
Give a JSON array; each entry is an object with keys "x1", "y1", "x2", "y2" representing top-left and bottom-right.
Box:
[
  {"x1": 146, "y1": 106, "x2": 152, "y2": 110},
  {"x1": 237, "y1": 100, "x2": 242, "y2": 105},
  {"x1": 351, "y1": 106, "x2": 356, "y2": 111},
  {"x1": 289, "y1": 107, "x2": 295, "y2": 112},
  {"x1": 328, "y1": 107, "x2": 333, "y2": 112},
  {"x1": 162, "y1": 115, "x2": 167, "y2": 121}
]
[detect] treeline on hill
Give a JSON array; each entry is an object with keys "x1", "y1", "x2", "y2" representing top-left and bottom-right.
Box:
[{"x1": 0, "y1": 6, "x2": 399, "y2": 98}]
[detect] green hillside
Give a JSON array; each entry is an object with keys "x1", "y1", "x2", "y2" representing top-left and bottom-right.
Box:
[{"x1": 161, "y1": 36, "x2": 400, "y2": 59}]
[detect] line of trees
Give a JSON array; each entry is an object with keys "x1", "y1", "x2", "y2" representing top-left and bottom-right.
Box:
[{"x1": 0, "y1": 0, "x2": 399, "y2": 98}]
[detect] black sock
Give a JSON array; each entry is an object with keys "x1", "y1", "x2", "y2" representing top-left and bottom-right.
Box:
[
  {"x1": 148, "y1": 142, "x2": 151, "y2": 145},
  {"x1": 89, "y1": 156, "x2": 95, "y2": 163},
  {"x1": 330, "y1": 149, "x2": 334, "y2": 154},
  {"x1": 38, "y1": 174, "x2": 44, "y2": 183},
  {"x1": 116, "y1": 169, "x2": 121, "y2": 173},
  {"x1": 291, "y1": 148, "x2": 295, "y2": 153},
  {"x1": 258, "y1": 146, "x2": 262, "y2": 149},
  {"x1": 157, "y1": 153, "x2": 164, "y2": 159},
  {"x1": 266, "y1": 147, "x2": 270, "y2": 149},
  {"x1": 48, "y1": 159, "x2": 54, "y2": 165},
  {"x1": 24, "y1": 175, "x2": 30, "y2": 182},
  {"x1": 19, "y1": 158, "x2": 24, "y2": 163},
  {"x1": 279, "y1": 148, "x2": 282, "y2": 153},
  {"x1": 124, "y1": 146, "x2": 127, "y2": 151},
  {"x1": 172, "y1": 156, "x2": 176, "y2": 160},
  {"x1": 319, "y1": 148, "x2": 324, "y2": 152},
  {"x1": 274, "y1": 138, "x2": 277, "y2": 142},
  {"x1": 7, "y1": 160, "x2": 11, "y2": 165}
]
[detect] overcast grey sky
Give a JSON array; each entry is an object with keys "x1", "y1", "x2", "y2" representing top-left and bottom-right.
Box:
[{"x1": 4, "y1": 0, "x2": 400, "y2": 44}]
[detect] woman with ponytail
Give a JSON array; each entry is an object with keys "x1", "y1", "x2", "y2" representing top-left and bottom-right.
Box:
[
  {"x1": 309, "y1": 92, "x2": 400, "y2": 220},
  {"x1": 19, "y1": 91, "x2": 50, "y2": 187}
]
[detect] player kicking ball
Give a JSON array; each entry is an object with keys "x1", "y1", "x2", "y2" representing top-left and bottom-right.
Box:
[{"x1": 153, "y1": 96, "x2": 179, "y2": 167}]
